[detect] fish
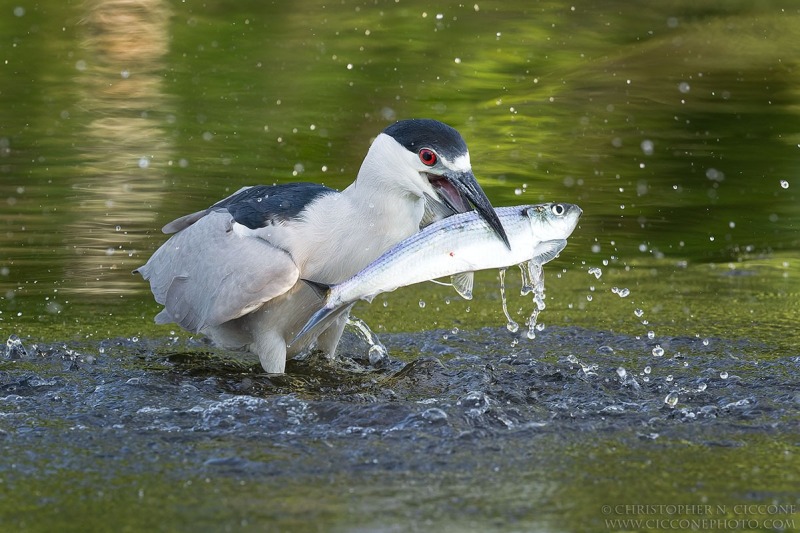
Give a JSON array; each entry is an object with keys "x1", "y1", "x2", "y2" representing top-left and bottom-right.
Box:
[{"x1": 291, "y1": 202, "x2": 582, "y2": 345}]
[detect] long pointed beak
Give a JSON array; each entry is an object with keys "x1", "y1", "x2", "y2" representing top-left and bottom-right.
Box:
[{"x1": 432, "y1": 170, "x2": 510, "y2": 248}]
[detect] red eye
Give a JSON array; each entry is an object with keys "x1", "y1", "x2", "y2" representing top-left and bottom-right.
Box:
[{"x1": 419, "y1": 148, "x2": 437, "y2": 166}]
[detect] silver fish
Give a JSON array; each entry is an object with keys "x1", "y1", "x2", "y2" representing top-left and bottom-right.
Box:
[{"x1": 292, "y1": 203, "x2": 582, "y2": 345}]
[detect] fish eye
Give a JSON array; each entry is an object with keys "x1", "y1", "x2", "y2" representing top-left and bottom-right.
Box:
[
  {"x1": 551, "y1": 204, "x2": 565, "y2": 216},
  {"x1": 418, "y1": 148, "x2": 438, "y2": 166}
]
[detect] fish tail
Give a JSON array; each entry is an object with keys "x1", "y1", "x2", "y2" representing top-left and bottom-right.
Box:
[
  {"x1": 289, "y1": 304, "x2": 342, "y2": 347},
  {"x1": 301, "y1": 278, "x2": 331, "y2": 299}
]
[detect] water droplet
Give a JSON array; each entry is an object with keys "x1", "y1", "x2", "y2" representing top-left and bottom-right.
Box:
[
  {"x1": 780, "y1": 180, "x2": 789, "y2": 189},
  {"x1": 418, "y1": 300, "x2": 426, "y2": 309},
  {"x1": 647, "y1": 331, "x2": 655, "y2": 340},
  {"x1": 706, "y1": 168, "x2": 724, "y2": 182},
  {"x1": 652, "y1": 345, "x2": 664, "y2": 357},
  {"x1": 719, "y1": 370, "x2": 728, "y2": 379},
  {"x1": 587, "y1": 267, "x2": 602, "y2": 279},
  {"x1": 697, "y1": 382, "x2": 707, "y2": 392},
  {"x1": 634, "y1": 308, "x2": 644, "y2": 317},
  {"x1": 643, "y1": 366, "x2": 651, "y2": 374},
  {"x1": 616, "y1": 367, "x2": 627, "y2": 379},
  {"x1": 665, "y1": 374, "x2": 673, "y2": 382},
  {"x1": 664, "y1": 392, "x2": 679, "y2": 408}
]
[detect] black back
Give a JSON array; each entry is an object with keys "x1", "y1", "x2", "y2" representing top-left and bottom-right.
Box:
[
  {"x1": 211, "y1": 182, "x2": 335, "y2": 229},
  {"x1": 383, "y1": 119, "x2": 468, "y2": 161}
]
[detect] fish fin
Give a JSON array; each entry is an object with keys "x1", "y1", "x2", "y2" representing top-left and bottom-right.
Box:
[
  {"x1": 301, "y1": 278, "x2": 331, "y2": 300},
  {"x1": 450, "y1": 271, "x2": 474, "y2": 300},
  {"x1": 428, "y1": 279, "x2": 451, "y2": 287},
  {"x1": 531, "y1": 239, "x2": 567, "y2": 265},
  {"x1": 420, "y1": 193, "x2": 458, "y2": 227}
]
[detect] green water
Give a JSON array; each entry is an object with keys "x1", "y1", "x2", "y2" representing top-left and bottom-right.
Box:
[{"x1": 1, "y1": 1, "x2": 799, "y2": 531}]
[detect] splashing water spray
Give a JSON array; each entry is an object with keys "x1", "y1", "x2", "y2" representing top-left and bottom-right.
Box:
[
  {"x1": 499, "y1": 267, "x2": 520, "y2": 333},
  {"x1": 523, "y1": 260, "x2": 546, "y2": 339},
  {"x1": 346, "y1": 316, "x2": 388, "y2": 365},
  {"x1": 499, "y1": 260, "x2": 548, "y2": 339}
]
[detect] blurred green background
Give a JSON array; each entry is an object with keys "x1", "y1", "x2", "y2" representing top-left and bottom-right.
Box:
[{"x1": 1, "y1": 0, "x2": 797, "y2": 345}]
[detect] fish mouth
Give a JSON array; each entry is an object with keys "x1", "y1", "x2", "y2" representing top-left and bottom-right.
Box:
[{"x1": 428, "y1": 170, "x2": 510, "y2": 248}]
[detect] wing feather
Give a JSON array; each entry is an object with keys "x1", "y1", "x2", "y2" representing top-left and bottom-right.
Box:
[{"x1": 136, "y1": 211, "x2": 300, "y2": 332}]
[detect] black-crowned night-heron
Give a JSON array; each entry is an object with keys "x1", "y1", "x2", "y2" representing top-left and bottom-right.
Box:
[{"x1": 136, "y1": 119, "x2": 509, "y2": 373}]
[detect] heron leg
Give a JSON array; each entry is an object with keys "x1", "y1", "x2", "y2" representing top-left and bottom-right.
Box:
[{"x1": 251, "y1": 330, "x2": 287, "y2": 374}]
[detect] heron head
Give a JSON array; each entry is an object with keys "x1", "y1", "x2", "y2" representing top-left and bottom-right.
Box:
[{"x1": 379, "y1": 119, "x2": 510, "y2": 248}]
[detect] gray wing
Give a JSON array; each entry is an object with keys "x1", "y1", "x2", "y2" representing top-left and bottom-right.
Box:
[{"x1": 135, "y1": 210, "x2": 299, "y2": 333}]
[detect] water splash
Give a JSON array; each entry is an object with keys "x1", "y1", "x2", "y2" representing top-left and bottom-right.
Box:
[
  {"x1": 518, "y1": 262, "x2": 534, "y2": 295},
  {"x1": 4, "y1": 334, "x2": 28, "y2": 359},
  {"x1": 498, "y1": 268, "x2": 519, "y2": 333},
  {"x1": 345, "y1": 316, "x2": 388, "y2": 365},
  {"x1": 664, "y1": 391, "x2": 679, "y2": 408},
  {"x1": 522, "y1": 261, "x2": 546, "y2": 339}
]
